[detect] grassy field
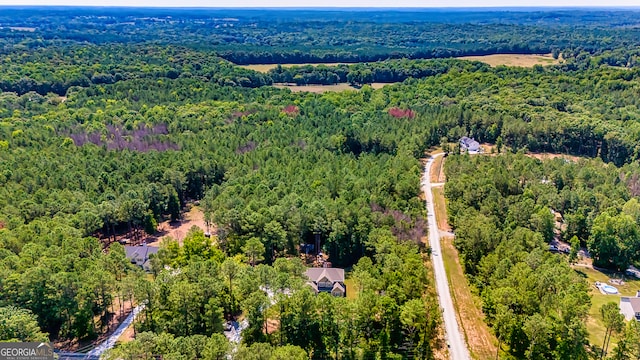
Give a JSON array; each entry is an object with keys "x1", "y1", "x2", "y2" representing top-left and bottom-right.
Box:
[
  {"x1": 457, "y1": 54, "x2": 559, "y2": 67},
  {"x1": 239, "y1": 63, "x2": 346, "y2": 73},
  {"x1": 574, "y1": 265, "x2": 640, "y2": 349},
  {"x1": 273, "y1": 83, "x2": 388, "y2": 93}
]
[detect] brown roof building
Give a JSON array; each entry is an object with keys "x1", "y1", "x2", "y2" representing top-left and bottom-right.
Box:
[{"x1": 305, "y1": 267, "x2": 346, "y2": 297}]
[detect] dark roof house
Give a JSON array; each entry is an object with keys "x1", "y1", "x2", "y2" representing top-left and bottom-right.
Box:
[
  {"x1": 459, "y1": 136, "x2": 480, "y2": 153},
  {"x1": 305, "y1": 267, "x2": 346, "y2": 297},
  {"x1": 125, "y1": 245, "x2": 158, "y2": 272}
]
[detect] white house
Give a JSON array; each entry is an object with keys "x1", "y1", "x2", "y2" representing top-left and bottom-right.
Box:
[
  {"x1": 459, "y1": 136, "x2": 480, "y2": 153},
  {"x1": 620, "y1": 291, "x2": 640, "y2": 321}
]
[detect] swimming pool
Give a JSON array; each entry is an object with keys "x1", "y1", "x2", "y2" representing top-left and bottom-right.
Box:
[{"x1": 601, "y1": 284, "x2": 619, "y2": 294}]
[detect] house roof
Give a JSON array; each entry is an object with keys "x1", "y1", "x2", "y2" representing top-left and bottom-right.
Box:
[
  {"x1": 332, "y1": 282, "x2": 345, "y2": 293},
  {"x1": 460, "y1": 136, "x2": 480, "y2": 149},
  {"x1": 124, "y1": 245, "x2": 158, "y2": 261},
  {"x1": 305, "y1": 267, "x2": 345, "y2": 283},
  {"x1": 621, "y1": 297, "x2": 640, "y2": 313},
  {"x1": 306, "y1": 281, "x2": 319, "y2": 293}
]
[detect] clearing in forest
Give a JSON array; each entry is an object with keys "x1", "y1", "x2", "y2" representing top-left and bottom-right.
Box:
[
  {"x1": 525, "y1": 152, "x2": 585, "y2": 162},
  {"x1": 146, "y1": 206, "x2": 210, "y2": 246},
  {"x1": 457, "y1": 53, "x2": 559, "y2": 67}
]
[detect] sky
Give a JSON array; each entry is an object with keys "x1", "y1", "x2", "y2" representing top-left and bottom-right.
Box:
[{"x1": 0, "y1": 0, "x2": 638, "y2": 7}]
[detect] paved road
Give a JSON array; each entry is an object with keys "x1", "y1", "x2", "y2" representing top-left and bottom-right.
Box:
[{"x1": 421, "y1": 154, "x2": 470, "y2": 360}]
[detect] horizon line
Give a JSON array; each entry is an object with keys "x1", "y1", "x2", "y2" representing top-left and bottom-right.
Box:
[{"x1": 1, "y1": 5, "x2": 640, "y2": 9}]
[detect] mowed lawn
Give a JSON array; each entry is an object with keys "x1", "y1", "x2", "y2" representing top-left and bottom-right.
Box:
[
  {"x1": 456, "y1": 54, "x2": 560, "y2": 67},
  {"x1": 574, "y1": 266, "x2": 640, "y2": 349},
  {"x1": 343, "y1": 278, "x2": 358, "y2": 300}
]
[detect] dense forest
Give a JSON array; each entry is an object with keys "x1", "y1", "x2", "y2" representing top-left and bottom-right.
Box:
[
  {"x1": 2, "y1": 6, "x2": 640, "y2": 360},
  {"x1": 444, "y1": 153, "x2": 640, "y2": 358},
  {"x1": 2, "y1": 7, "x2": 640, "y2": 63}
]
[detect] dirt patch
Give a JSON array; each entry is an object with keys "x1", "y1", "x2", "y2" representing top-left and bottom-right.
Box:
[
  {"x1": 117, "y1": 323, "x2": 136, "y2": 344},
  {"x1": 441, "y1": 236, "x2": 498, "y2": 360},
  {"x1": 480, "y1": 143, "x2": 497, "y2": 154},
  {"x1": 457, "y1": 53, "x2": 559, "y2": 68},
  {"x1": 265, "y1": 319, "x2": 279, "y2": 335},
  {"x1": 146, "y1": 206, "x2": 211, "y2": 247}
]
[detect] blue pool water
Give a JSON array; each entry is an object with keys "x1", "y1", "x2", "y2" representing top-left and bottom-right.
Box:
[{"x1": 601, "y1": 284, "x2": 619, "y2": 294}]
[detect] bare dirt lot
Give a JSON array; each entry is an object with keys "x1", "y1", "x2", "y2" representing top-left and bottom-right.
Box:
[
  {"x1": 457, "y1": 53, "x2": 560, "y2": 67},
  {"x1": 146, "y1": 206, "x2": 210, "y2": 247}
]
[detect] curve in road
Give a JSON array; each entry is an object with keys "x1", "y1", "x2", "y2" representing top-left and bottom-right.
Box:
[{"x1": 421, "y1": 153, "x2": 470, "y2": 360}]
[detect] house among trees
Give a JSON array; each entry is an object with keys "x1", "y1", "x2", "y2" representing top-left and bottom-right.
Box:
[
  {"x1": 620, "y1": 291, "x2": 640, "y2": 321},
  {"x1": 459, "y1": 136, "x2": 480, "y2": 153},
  {"x1": 125, "y1": 244, "x2": 158, "y2": 272},
  {"x1": 305, "y1": 267, "x2": 346, "y2": 297}
]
